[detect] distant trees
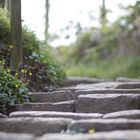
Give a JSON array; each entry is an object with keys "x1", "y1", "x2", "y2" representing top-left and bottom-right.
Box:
[
  {"x1": 45, "y1": 0, "x2": 49, "y2": 46},
  {"x1": 0, "y1": 0, "x2": 5, "y2": 8},
  {"x1": 100, "y1": 0, "x2": 108, "y2": 28}
]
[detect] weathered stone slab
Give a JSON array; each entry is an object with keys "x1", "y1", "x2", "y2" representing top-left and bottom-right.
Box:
[
  {"x1": 14, "y1": 100, "x2": 75, "y2": 112},
  {"x1": 116, "y1": 77, "x2": 140, "y2": 82},
  {"x1": 31, "y1": 90, "x2": 73, "y2": 103},
  {"x1": 62, "y1": 76, "x2": 108, "y2": 86},
  {"x1": 0, "y1": 132, "x2": 34, "y2": 140},
  {"x1": 115, "y1": 82, "x2": 140, "y2": 89},
  {"x1": 10, "y1": 111, "x2": 103, "y2": 120},
  {"x1": 0, "y1": 113, "x2": 7, "y2": 118},
  {"x1": 58, "y1": 82, "x2": 121, "y2": 92},
  {"x1": 37, "y1": 130, "x2": 140, "y2": 140},
  {"x1": 74, "y1": 89, "x2": 140, "y2": 99},
  {"x1": 103, "y1": 110, "x2": 140, "y2": 119},
  {"x1": 76, "y1": 94, "x2": 140, "y2": 113},
  {"x1": 0, "y1": 118, "x2": 72, "y2": 136},
  {"x1": 68, "y1": 119, "x2": 140, "y2": 133}
]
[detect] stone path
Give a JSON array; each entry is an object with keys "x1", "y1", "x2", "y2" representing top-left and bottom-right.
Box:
[{"x1": 1, "y1": 77, "x2": 140, "y2": 139}]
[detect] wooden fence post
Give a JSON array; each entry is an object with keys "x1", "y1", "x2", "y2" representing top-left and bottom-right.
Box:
[{"x1": 9, "y1": 0, "x2": 22, "y2": 71}]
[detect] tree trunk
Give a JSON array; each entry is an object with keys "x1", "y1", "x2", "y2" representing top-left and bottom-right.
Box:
[
  {"x1": 9, "y1": 0, "x2": 22, "y2": 71},
  {"x1": 45, "y1": 0, "x2": 49, "y2": 46},
  {"x1": 4, "y1": 0, "x2": 10, "y2": 11}
]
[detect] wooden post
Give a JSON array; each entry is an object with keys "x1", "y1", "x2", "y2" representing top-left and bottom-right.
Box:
[{"x1": 9, "y1": 0, "x2": 22, "y2": 71}]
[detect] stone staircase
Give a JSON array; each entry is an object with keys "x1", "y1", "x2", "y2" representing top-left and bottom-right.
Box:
[{"x1": 1, "y1": 78, "x2": 140, "y2": 140}]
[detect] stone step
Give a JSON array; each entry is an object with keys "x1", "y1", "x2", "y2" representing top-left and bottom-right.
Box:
[
  {"x1": 0, "y1": 132, "x2": 34, "y2": 140},
  {"x1": 115, "y1": 82, "x2": 140, "y2": 89},
  {"x1": 62, "y1": 76, "x2": 109, "y2": 87},
  {"x1": 68, "y1": 119, "x2": 140, "y2": 133},
  {"x1": 14, "y1": 100, "x2": 75, "y2": 112},
  {"x1": 10, "y1": 111, "x2": 103, "y2": 120},
  {"x1": 0, "y1": 113, "x2": 7, "y2": 118},
  {"x1": 37, "y1": 130, "x2": 140, "y2": 140},
  {"x1": 74, "y1": 89, "x2": 140, "y2": 99},
  {"x1": 0, "y1": 118, "x2": 72, "y2": 136},
  {"x1": 76, "y1": 94, "x2": 140, "y2": 113},
  {"x1": 103, "y1": 110, "x2": 140, "y2": 119},
  {"x1": 31, "y1": 90, "x2": 73, "y2": 103}
]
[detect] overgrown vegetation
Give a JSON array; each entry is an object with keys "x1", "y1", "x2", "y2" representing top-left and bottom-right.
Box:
[
  {"x1": 0, "y1": 61, "x2": 31, "y2": 114},
  {"x1": 0, "y1": 8, "x2": 66, "y2": 92},
  {"x1": 51, "y1": 1, "x2": 140, "y2": 79}
]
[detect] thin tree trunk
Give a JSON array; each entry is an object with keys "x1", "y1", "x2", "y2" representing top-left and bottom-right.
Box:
[
  {"x1": 45, "y1": 0, "x2": 49, "y2": 46},
  {"x1": 9, "y1": 0, "x2": 22, "y2": 71},
  {"x1": 4, "y1": 0, "x2": 10, "y2": 11}
]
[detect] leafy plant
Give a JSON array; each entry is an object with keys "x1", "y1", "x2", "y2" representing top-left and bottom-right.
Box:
[{"x1": 0, "y1": 61, "x2": 31, "y2": 114}]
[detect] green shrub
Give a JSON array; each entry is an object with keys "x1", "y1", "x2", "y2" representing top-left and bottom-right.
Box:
[
  {"x1": 0, "y1": 61, "x2": 31, "y2": 114},
  {"x1": 0, "y1": 9, "x2": 66, "y2": 91}
]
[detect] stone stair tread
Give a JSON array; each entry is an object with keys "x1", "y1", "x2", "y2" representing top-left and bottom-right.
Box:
[
  {"x1": 30, "y1": 90, "x2": 73, "y2": 103},
  {"x1": 103, "y1": 110, "x2": 140, "y2": 119},
  {"x1": 0, "y1": 131, "x2": 35, "y2": 140},
  {"x1": 62, "y1": 76, "x2": 109, "y2": 86},
  {"x1": 115, "y1": 82, "x2": 140, "y2": 89},
  {"x1": 76, "y1": 94, "x2": 140, "y2": 113},
  {"x1": 10, "y1": 111, "x2": 103, "y2": 119},
  {"x1": 0, "y1": 117, "x2": 72, "y2": 136},
  {"x1": 37, "y1": 130, "x2": 140, "y2": 140},
  {"x1": 74, "y1": 89, "x2": 140, "y2": 99},
  {"x1": 14, "y1": 100, "x2": 75, "y2": 112},
  {"x1": 68, "y1": 118, "x2": 140, "y2": 132},
  {"x1": 0, "y1": 113, "x2": 7, "y2": 118}
]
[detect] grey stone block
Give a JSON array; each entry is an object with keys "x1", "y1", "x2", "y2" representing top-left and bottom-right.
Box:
[
  {"x1": 104, "y1": 110, "x2": 140, "y2": 119},
  {"x1": 74, "y1": 89, "x2": 140, "y2": 99},
  {"x1": 10, "y1": 111, "x2": 103, "y2": 120},
  {"x1": 14, "y1": 100, "x2": 75, "y2": 112},
  {"x1": 37, "y1": 130, "x2": 140, "y2": 140},
  {"x1": 76, "y1": 94, "x2": 140, "y2": 113},
  {"x1": 0, "y1": 132, "x2": 35, "y2": 140},
  {"x1": 115, "y1": 82, "x2": 140, "y2": 89},
  {"x1": 0, "y1": 118, "x2": 72, "y2": 136},
  {"x1": 68, "y1": 119, "x2": 140, "y2": 133},
  {"x1": 62, "y1": 76, "x2": 108, "y2": 86},
  {"x1": 31, "y1": 90, "x2": 73, "y2": 103},
  {"x1": 0, "y1": 113, "x2": 7, "y2": 118}
]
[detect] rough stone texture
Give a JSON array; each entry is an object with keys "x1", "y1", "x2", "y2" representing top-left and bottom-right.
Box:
[
  {"x1": 58, "y1": 82, "x2": 121, "y2": 92},
  {"x1": 74, "y1": 89, "x2": 140, "y2": 99},
  {"x1": 116, "y1": 77, "x2": 140, "y2": 82},
  {"x1": 31, "y1": 90, "x2": 73, "y2": 103},
  {"x1": 115, "y1": 82, "x2": 140, "y2": 89},
  {"x1": 10, "y1": 111, "x2": 103, "y2": 120},
  {"x1": 0, "y1": 113, "x2": 7, "y2": 118},
  {"x1": 37, "y1": 130, "x2": 140, "y2": 140},
  {"x1": 0, "y1": 118, "x2": 72, "y2": 136},
  {"x1": 76, "y1": 94, "x2": 140, "y2": 113},
  {"x1": 0, "y1": 132, "x2": 35, "y2": 140},
  {"x1": 103, "y1": 110, "x2": 140, "y2": 119},
  {"x1": 14, "y1": 100, "x2": 75, "y2": 112},
  {"x1": 68, "y1": 119, "x2": 140, "y2": 133},
  {"x1": 62, "y1": 76, "x2": 108, "y2": 87}
]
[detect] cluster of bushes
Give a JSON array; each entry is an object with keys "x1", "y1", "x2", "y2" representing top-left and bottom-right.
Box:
[
  {"x1": 0, "y1": 61, "x2": 31, "y2": 114},
  {"x1": 0, "y1": 8, "x2": 66, "y2": 114}
]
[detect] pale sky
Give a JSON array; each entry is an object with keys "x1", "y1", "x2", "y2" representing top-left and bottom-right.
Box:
[{"x1": 21, "y1": 0, "x2": 137, "y2": 46}]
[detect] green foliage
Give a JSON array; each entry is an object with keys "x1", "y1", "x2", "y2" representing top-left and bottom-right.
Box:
[
  {"x1": 0, "y1": 61, "x2": 31, "y2": 114},
  {"x1": 0, "y1": 8, "x2": 10, "y2": 44},
  {"x1": 0, "y1": 9, "x2": 66, "y2": 91}
]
